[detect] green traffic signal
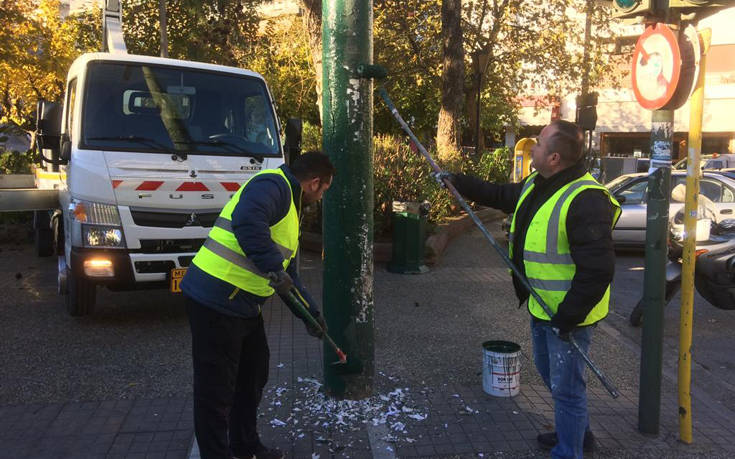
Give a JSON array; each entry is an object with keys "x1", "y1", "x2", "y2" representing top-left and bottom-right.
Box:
[{"x1": 615, "y1": 0, "x2": 638, "y2": 9}]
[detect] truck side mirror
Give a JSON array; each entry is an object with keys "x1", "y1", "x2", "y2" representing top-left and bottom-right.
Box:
[
  {"x1": 60, "y1": 133, "x2": 71, "y2": 161},
  {"x1": 284, "y1": 118, "x2": 303, "y2": 165},
  {"x1": 35, "y1": 99, "x2": 64, "y2": 164}
]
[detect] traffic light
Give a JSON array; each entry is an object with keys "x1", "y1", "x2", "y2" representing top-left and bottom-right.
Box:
[
  {"x1": 669, "y1": 0, "x2": 733, "y2": 12},
  {"x1": 575, "y1": 93, "x2": 599, "y2": 131},
  {"x1": 612, "y1": 0, "x2": 654, "y2": 18}
]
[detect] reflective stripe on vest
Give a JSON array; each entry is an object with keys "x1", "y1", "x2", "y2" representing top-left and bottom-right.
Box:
[
  {"x1": 509, "y1": 172, "x2": 621, "y2": 325},
  {"x1": 190, "y1": 168, "x2": 299, "y2": 297}
]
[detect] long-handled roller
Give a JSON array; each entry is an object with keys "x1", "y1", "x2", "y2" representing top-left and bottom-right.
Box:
[
  {"x1": 377, "y1": 86, "x2": 620, "y2": 399},
  {"x1": 285, "y1": 287, "x2": 348, "y2": 365}
]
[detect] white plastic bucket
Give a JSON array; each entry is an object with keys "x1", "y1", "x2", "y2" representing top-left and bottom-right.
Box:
[{"x1": 482, "y1": 340, "x2": 521, "y2": 397}]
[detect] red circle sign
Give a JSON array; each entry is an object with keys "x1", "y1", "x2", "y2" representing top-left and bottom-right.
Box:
[{"x1": 631, "y1": 23, "x2": 682, "y2": 110}]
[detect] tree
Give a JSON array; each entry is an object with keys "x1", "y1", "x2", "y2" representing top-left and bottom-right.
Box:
[
  {"x1": 122, "y1": 0, "x2": 262, "y2": 67},
  {"x1": 373, "y1": 0, "x2": 443, "y2": 140},
  {"x1": 462, "y1": 0, "x2": 618, "y2": 149},
  {"x1": 248, "y1": 15, "x2": 320, "y2": 127},
  {"x1": 298, "y1": 0, "x2": 324, "y2": 123},
  {"x1": 0, "y1": 0, "x2": 99, "y2": 138},
  {"x1": 436, "y1": 0, "x2": 465, "y2": 160}
]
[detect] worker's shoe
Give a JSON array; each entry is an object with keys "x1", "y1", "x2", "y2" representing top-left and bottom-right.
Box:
[
  {"x1": 537, "y1": 431, "x2": 595, "y2": 453},
  {"x1": 250, "y1": 442, "x2": 284, "y2": 459},
  {"x1": 232, "y1": 442, "x2": 284, "y2": 459}
]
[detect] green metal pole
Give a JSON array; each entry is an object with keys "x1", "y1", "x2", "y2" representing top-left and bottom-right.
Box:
[
  {"x1": 321, "y1": 0, "x2": 374, "y2": 398},
  {"x1": 639, "y1": 109, "x2": 673, "y2": 434}
]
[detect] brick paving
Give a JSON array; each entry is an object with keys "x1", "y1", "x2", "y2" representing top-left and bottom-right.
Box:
[{"x1": 3, "y1": 224, "x2": 735, "y2": 458}]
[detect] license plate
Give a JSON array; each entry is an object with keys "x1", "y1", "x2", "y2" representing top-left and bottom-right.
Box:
[{"x1": 170, "y1": 268, "x2": 187, "y2": 293}]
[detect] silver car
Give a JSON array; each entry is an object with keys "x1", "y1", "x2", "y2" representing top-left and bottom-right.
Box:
[{"x1": 606, "y1": 171, "x2": 735, "y2": 247}]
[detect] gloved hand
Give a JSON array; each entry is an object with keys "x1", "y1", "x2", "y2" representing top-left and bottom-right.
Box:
[
  {"x1": 267, "y1": 270, "x2": 293, "y2": 296},
  {"x1": 432, "y1": 171, "x2": 456, "y2": 189},
  {"x1": 304, "y1": 311, "x2": 327, "y2": 339},
  {"x1": 550, "y1": 314, "x2": 576, "y2": 342}
]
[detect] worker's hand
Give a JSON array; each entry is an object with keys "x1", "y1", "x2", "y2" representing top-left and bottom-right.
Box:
[
  {"x1": 432, "y1": 171, "x2": 455, "y2": 189},
  {"x1": 550, "y1": 314, "x2": 575, "y2": 342},
  {"x1": 305, "y1": 311, "x2": 327, "y2": 339},
  {"x1": 267, "y1": 270, "x2": 293, "y2": 296}
]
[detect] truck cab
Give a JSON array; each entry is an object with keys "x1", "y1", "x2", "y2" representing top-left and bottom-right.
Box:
[{"x1": 43, "y1": 52, "x2": 286, "y2": 315}]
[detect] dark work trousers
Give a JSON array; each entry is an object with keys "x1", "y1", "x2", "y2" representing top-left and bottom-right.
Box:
[{"x1": 186, "y1": 296, "x2": 269, "y2": 459}]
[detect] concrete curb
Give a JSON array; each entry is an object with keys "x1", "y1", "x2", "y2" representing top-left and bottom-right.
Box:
[{"x1": 300, "y1": 207, "x2": 507, "y2": 266}]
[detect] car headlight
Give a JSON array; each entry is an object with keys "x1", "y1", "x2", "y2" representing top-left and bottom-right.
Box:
[{"x1": 82, "y1": 224, "x2": 125, "y2": 248}]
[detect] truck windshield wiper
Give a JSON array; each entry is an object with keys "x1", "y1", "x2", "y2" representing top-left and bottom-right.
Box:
[
  {"x1": 87, "y1": 135, "x2": 188, "y2": 160},
  {"x1": 178, "y1": 139, "x2": 264, "y2": 163}
]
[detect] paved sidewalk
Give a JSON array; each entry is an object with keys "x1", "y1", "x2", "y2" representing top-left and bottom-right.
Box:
[{"x1": 3, "y1": 223, "x2": 735, "y2": 458}]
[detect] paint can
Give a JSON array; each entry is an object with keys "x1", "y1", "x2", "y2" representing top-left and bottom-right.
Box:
[{"x1": 482, "y1": 340, "x2": 521, "y2": 397}]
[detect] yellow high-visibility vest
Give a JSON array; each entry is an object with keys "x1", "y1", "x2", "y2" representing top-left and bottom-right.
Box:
[
  {"x1": 190, "y1": 168, "x2": 299, "y2": 297},
  {"x1": 509, "y1": 171, "x2": 621, "y2": 325}
]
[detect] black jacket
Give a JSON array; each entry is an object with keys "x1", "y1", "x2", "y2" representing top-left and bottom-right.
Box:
[{"x1": 453, "y1": 161, "x2": 616, "y2": 329}]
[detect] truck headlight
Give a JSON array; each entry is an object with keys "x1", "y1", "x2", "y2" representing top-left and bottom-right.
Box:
[
  {"x1": 70, "y1": 199, "x2": 121, "y2": 225},
  {"x1": 82, "y1": 225, "x2": 125, "y2": 248}
]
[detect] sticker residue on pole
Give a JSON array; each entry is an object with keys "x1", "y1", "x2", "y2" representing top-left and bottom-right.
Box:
[{"x1": 650, "y1": 121, "x2": 672, "y2": 173}]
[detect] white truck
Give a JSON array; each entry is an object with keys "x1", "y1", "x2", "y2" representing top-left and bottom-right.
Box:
[{"x1": 0, "y1": 1, "x2": 300, "y2": 315}]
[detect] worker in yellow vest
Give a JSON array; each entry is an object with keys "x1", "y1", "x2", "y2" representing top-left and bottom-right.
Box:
[
  {"x1": 181, "y1": 152, "x2": 335, "y2": 459},
  {"x1": 437, "y1": 120, "x2": 620, "y2": 459}
]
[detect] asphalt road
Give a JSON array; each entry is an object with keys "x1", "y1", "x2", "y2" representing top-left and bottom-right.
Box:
[
  {"x1": 0, "y1": 242, "x2": 192, "y2": 404},
  {"x1": 2, "y1": 230, "x2": 734, "y2": 423},
  {"x1": 608, "y1": 249, "x2": 735, "y2": 415}
]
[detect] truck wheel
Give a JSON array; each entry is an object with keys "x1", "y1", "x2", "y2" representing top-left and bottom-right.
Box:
[
  {"x1": 34, "y1": 211, "x2": 53, "y2": 257},
  {"x1": 65, "y1": 268, "x2": 96, "y2": 316},
  {"x1": 629, "y1": 300, "x2": 643, "y2": 327}
]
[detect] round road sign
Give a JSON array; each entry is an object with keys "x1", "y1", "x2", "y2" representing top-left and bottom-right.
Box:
[{"x1": 631, "y1": 23, "x2": 682, "y2": 110}]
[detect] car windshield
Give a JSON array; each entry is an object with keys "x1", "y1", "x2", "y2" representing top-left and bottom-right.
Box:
[
  {"x1": 81, "y1": 61, "x2": 280, "y2": 158},
  {"x1": 605, "y1": 174, "x2": 637, "y2": 192}
]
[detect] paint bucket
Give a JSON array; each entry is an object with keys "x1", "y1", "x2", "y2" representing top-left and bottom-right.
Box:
[{"x1": 482, "y1": 340, "x2": 521, "y2": 397}]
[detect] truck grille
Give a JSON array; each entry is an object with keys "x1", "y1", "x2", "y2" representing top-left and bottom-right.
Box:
[
  {"x1": 130, "y1": 209, "x2": 219, "y2": 228},
  {"x1": 139, "y1": 239, "x2": 205, "y2": 254}
]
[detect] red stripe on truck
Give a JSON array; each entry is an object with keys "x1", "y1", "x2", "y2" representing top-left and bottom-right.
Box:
[
  {"x1": 176, "y1": 182, "x2": 209, "y2": 191},
  {"x1": 221, "y1": 182, "x2": 241, "y2": 192},
  {"x1": 136, "y1": 181, "x2": 164, "y2": 191}
]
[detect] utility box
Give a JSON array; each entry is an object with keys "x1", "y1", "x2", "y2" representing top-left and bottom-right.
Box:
[{"x1": 387, "y1": 201, "x2": 429, "y2": 274}]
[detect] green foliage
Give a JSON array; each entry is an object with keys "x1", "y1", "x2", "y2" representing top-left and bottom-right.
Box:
[
  {"x1": 474, "y1": 147, "x2": 512, "y2": 183},
  {"x1": 374, "y1": 1, "x2": 442, "y2": 140},
  {"x1": 247, "y1": 17, "x2": 320, "y2": 127},
  {"x1": 372, "y1": 134, "x2": 510, "y2": 236},
  {"x1": 0, "y1": 0, "x2": 100, "y2": 133},
  {"x1": 301, "y1": 122, "x2": 322, "y2": 152},
  {"x1": 0, "y1": 150, "x2": 34, "y2": 174},
  {"x1": 122, "y1": 0, "x2": 262, "y2": 67}
]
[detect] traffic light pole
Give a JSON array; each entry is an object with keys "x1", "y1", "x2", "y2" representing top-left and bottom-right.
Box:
[
  {"x1": 638, "y1": 109, "x2": 673, "y2": 435},
  {"x1": 321, "y1": 0, "x2": 375, "y2": 398}
]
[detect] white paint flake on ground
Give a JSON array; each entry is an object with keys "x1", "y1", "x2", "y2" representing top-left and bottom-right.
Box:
[{"x1": 263, "y1": 375, "x2": 428, "y2": 453}]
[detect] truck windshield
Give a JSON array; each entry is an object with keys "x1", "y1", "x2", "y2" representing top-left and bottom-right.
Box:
[{"x1": 81, "y1": 61, "x2": 281, "y2": 158}]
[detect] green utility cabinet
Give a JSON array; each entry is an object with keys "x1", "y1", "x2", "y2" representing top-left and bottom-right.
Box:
[{"x1": 387, "y1": 201, "x2": 429, "y2": 274}]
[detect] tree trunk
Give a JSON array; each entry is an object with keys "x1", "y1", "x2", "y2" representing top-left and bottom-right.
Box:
[
  {"x1": 436, "y1": 0, "x2": 464, "y2": 162},
  {"x1": 299, "y1": 0, "x2": 323, "y2": 124},
  {"x1": 464, "y1": 50, "x2": 490, "y2": 154}
]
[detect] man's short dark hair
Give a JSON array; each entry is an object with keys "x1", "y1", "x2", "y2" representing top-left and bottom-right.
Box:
[
  {"x1": 290, "y1": 151, "x2": 336, "y2": 182},
  {"x1": 548, "y1": 120, "x2": 584, "y2": 166}
]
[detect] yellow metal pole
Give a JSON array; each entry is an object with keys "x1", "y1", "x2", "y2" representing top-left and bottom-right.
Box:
[{"x1": 679, "y1": 28, "x2": 711, "y2": 445}]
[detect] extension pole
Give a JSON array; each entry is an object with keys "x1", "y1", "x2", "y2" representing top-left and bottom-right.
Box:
[
  {"x1": 379, "y1": 87, "x2": 619, "y2": 399},
  {"x1": 679, "y1": 28, "x2": 711, "y2": 445}
]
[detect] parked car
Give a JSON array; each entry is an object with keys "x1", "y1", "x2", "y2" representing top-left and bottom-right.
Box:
[
  {"x1": 629, "y1": 217, "x2": 735, "y2": 325},
  {"x1": 606, "y1": 171, "x2": 735, "y2": 247},
  {"x1": 673, "y1": 153, "x2": 735, "y2": 171}
]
